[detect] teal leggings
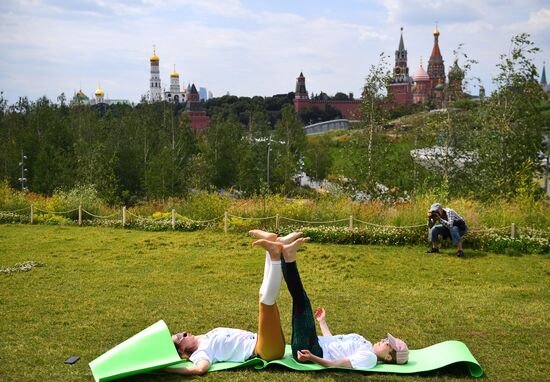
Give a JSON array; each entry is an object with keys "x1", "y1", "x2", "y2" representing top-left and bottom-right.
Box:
[{"x1": 281, "y1": 258, "x2": 323, "y2": 361}]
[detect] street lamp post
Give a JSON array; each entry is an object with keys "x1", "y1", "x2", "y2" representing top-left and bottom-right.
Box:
[
  {"x1": 253, "y1": 135, "x2": 285, "y2": 193},
  {"x1": 18, "y1": 150, "x2": 28, "y2": 191}
]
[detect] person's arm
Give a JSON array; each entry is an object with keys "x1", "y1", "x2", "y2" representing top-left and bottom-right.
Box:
[
  {"x1": 163, "y1": 359, "x2": 211, "y2": 376},
  {"x1": 315, "y1": 307, "x2": 332, "y2": 336},
  {"x1": 297, "y1": 350, "x2": 352, "y2": 368}
]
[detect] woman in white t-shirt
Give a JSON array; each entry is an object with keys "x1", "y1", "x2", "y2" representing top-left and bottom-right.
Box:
[
  {"x1": 166, "y1": 231, "x2": 303, "y2": 376},
  {"x1": 253, "y1": 231, "x2": 410, "y2": 369}
]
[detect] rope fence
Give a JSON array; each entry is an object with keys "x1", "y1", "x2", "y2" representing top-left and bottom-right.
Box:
[{"x1": 0, "y1": 204, "x2": 547, "y2": 239}]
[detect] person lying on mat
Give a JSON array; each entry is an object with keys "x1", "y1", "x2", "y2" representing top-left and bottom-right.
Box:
[
  {"x1": 165, "y1": 232, "x2": 302, "y2": 376},
  {"x1": 251, "y1": 230, "x2": 409, "y2": 369}
]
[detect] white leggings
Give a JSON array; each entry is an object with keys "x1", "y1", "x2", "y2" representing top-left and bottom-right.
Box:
[{"x1": 259, "y1": 252, "x2": 281, "y2": 305}]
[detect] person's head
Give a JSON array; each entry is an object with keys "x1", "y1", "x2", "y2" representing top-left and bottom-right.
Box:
[
  {"x1": 430, "y1": 203, "x2": 444, "y2": 215},
  {"x1": 172, "y1": 332, "x2": 199, "y2": 359},
  {"x1": 373, "y1": 333, "x2": 409, "y2": 364}
]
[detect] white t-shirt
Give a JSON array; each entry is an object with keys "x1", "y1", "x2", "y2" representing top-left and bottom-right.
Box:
[
  {"x1": 189, "y1": 328, "x2": 257, "y2": 365},
  {"x1": 318, "y1": 334, "x2": 377, "y2": 369}
]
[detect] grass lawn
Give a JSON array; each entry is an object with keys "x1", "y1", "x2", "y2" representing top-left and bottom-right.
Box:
[{"x1": 0, "y1": 225, "x2": 548, "y2": 381}]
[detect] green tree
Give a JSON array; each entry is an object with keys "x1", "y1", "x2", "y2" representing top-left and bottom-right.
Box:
[
  {"x1": 204, "y1": 115, "x2": 243, "y2": 188},
  {"x1": 271, "y1": 105, "x2": 306, "y2": 191},
  {"x1": 469, "y1": 33, "x2": 546, "y2": 199},
  {"x1": 303, "y1": 135, "x2": 333, "y2": 181},
  {"x1": 238, "y1": 111, "x2": 272, "y2": 193}
]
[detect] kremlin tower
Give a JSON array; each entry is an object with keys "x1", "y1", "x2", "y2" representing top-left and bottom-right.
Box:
[
  {"x1": 388, "y1": 27, "x2": 413, "y2": 105},
  {"x1": 292, "y1": 72, "x2": 362, "y2": 119},
  {"x1": 295, "y1": 72, "x2": 308, "y2": 100},
  {"x1": 149, "y1": 47, "x2": 162, "y2": 102},
  {"x1": 184, "y1": 84, "x2": 209, "y2": 133}
]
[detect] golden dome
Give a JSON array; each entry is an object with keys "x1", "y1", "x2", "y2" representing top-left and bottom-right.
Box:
[
  {"x1": 433, "y1": 23, "x2": 440, "y2": 36},
  {"x1": 150, "y1": 48, "x2": 159, "y2": 62},
  {"x1": 95, "y1": 85, "x2": 104, "y2": 97},
  {"x1": 171, "y1": 65, "x2": 179, "y2": 77}
]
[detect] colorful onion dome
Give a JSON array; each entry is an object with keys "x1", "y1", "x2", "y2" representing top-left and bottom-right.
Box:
[{"x1": 413, "y1": 58, "x2": 430, "y2": 82}]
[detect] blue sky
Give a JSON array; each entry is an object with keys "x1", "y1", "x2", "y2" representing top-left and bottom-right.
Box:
[{"x1": 0, "y1": 0, "x2": 549, "y2": 104}]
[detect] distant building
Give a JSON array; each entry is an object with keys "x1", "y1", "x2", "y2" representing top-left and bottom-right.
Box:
[
  {"x1": 389, "y1": 25, "x2": 463, "y2": 108},
  {"x1": 71, "y1": 89, "x2": 90, "y2": 105},
  {"x1": 70, "y1": 84, "x2": 129, "y2": 107},
  {"x1": 184, "y1": 84, "x2": 210, "y2": 133},
  {"x1": 208, "y1": 90, "x2": 214, "y2": 99},
  {"x1": 387, "y1": 27, "x2": 413, "y2": 105},
  {"x1": 541, "y1": 62, "x2": 550, "y2": 98},
  {"x1": 292, "y1": 72, "x2": 362, "y2": 120},
  {"x1": 199, "y1": 87, "x2": 207, "y2": 101},
  {"x1": 149, "y1": 48, "x2": 162, "y2": 102},
  {"x1": 164, "y1": 65, "x2": 185, "y2": 104}
]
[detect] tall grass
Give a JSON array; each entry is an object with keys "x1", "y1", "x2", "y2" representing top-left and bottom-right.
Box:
[{"x1": 0, "y1": 182, "x2": 549, "y2": 230}]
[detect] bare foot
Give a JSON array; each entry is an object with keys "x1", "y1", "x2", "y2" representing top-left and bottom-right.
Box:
[
  {"x1": 252, "y1": 239, "x2": 283, "y2": 261},
  {"x1": 282, "y1": 237, "x2": 310, "y2": 263},
  {"x1": 277, "y1": 232, "x2": 303, "y2": 245},
  {"x1": 249, "y1": 229, "x2": 278, "y2": 241}
]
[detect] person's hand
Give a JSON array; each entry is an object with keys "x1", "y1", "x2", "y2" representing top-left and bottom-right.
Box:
[
  {"x1": 297, "y1": 350, "x2": 313, "y2": 362},
  {"x1": 314, "y1": 307, "x2": 326, "y2": 322}
]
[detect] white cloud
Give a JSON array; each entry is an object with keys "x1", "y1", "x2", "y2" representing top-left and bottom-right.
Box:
[{"x1": 526, "y1": 8, "x2": 550, "y2": 31}]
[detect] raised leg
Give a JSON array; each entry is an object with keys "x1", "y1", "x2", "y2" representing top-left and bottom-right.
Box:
[
  {"x1": 280, "y1": 239, "x2": 323, "y2": 361},
  {"x1": 252, "y1": 239, "x2": 285, "y2": 360}
]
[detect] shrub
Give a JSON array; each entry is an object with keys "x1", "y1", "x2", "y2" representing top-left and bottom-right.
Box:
[{"x1": 0, "y1": 212, "x2": 30, "y2": 224}]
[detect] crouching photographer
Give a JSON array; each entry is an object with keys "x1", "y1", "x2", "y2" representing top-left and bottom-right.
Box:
[{"x1": 427, "y1": 203, "x2": 468, "y2": 257}]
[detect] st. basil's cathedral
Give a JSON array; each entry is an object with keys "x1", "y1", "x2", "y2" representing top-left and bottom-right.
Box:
[{"x1": 387, "y1": 25, "x2": 465, "y2": 107}]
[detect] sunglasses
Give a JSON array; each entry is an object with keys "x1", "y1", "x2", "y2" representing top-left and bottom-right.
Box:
[{"x1": 175, "y1": 332, "x2": 189, "y2": 342}]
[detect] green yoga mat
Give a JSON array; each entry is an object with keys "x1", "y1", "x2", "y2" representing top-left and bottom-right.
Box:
[
  {"x1": 91, "y1": 321, "x2": 483, "y2": 380},
  {"x1": 168, "y1": 341, "x2": 483, "y2": 377},
  {"x1": 89, "y1": 320, "x2": 182, "y2": 382}
]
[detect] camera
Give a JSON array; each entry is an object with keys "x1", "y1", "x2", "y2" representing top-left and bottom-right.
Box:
[{"x1": 429, "y1": 211, "x2": 440, "y2": 220}]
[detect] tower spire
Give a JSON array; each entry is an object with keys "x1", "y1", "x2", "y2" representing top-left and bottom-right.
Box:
[
  {"x1": 398, "y1": 26, "x2": 405, "y2": 51},
  {"x1": 541, "y1": 61, "x2": 547, "y2": 85}
]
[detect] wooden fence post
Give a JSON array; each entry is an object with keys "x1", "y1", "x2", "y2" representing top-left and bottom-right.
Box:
[
  {"x1": 30, "y1": 204, "x2": 34, "y2": 225},
  {"x1": 78, "y1": 204, "x2": 82, "y2": 226},
  {"x1": 122, "y1": 206, "x2": 126, "y2": 227},
  {"x1": 172, "y1": 209, "x2": 176, "y2": 230},
  {"x1": 276, "y1": 214, "x2": 280, "y2": 230},
  {"x1": 349, "y1": 215, "x2": 353, "y2": 230},
  {"x1": 224, "y1": 212, "x2": 228, "y2": 233},
  {"x1": 511, "y1": 223, "x2": 516, "y2": 239}
]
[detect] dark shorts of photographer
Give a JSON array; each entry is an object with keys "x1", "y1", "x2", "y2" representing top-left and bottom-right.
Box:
[{"x1": 429, "y1": 221, "x2": 467, "y2": 246}]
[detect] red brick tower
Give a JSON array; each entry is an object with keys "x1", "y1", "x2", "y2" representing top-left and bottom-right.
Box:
[
  {"x1": 295, "y1": 72, "x2": 308, "y2": 100},
  {"x1": 427, "y1": 24, "x2": 446, "y2": 90},
  {"x1": 293, "y1": 72, "x2": 313, "y2": 115},
  {"x1": 388, "y1": 27, "x2": 413, "y2": 105},
  {"x1": 184, "y1": 83, "x2": 209, "y2": 133}
]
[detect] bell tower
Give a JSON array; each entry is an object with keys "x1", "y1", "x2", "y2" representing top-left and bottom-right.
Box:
[{"x1": 149, "y1": 46, "x2": 162, "y2": 102}]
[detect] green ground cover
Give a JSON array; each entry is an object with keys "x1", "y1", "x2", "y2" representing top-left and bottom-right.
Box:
[{"x1": 0, "y1": 225, "x2": 548, "y2": 381}]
